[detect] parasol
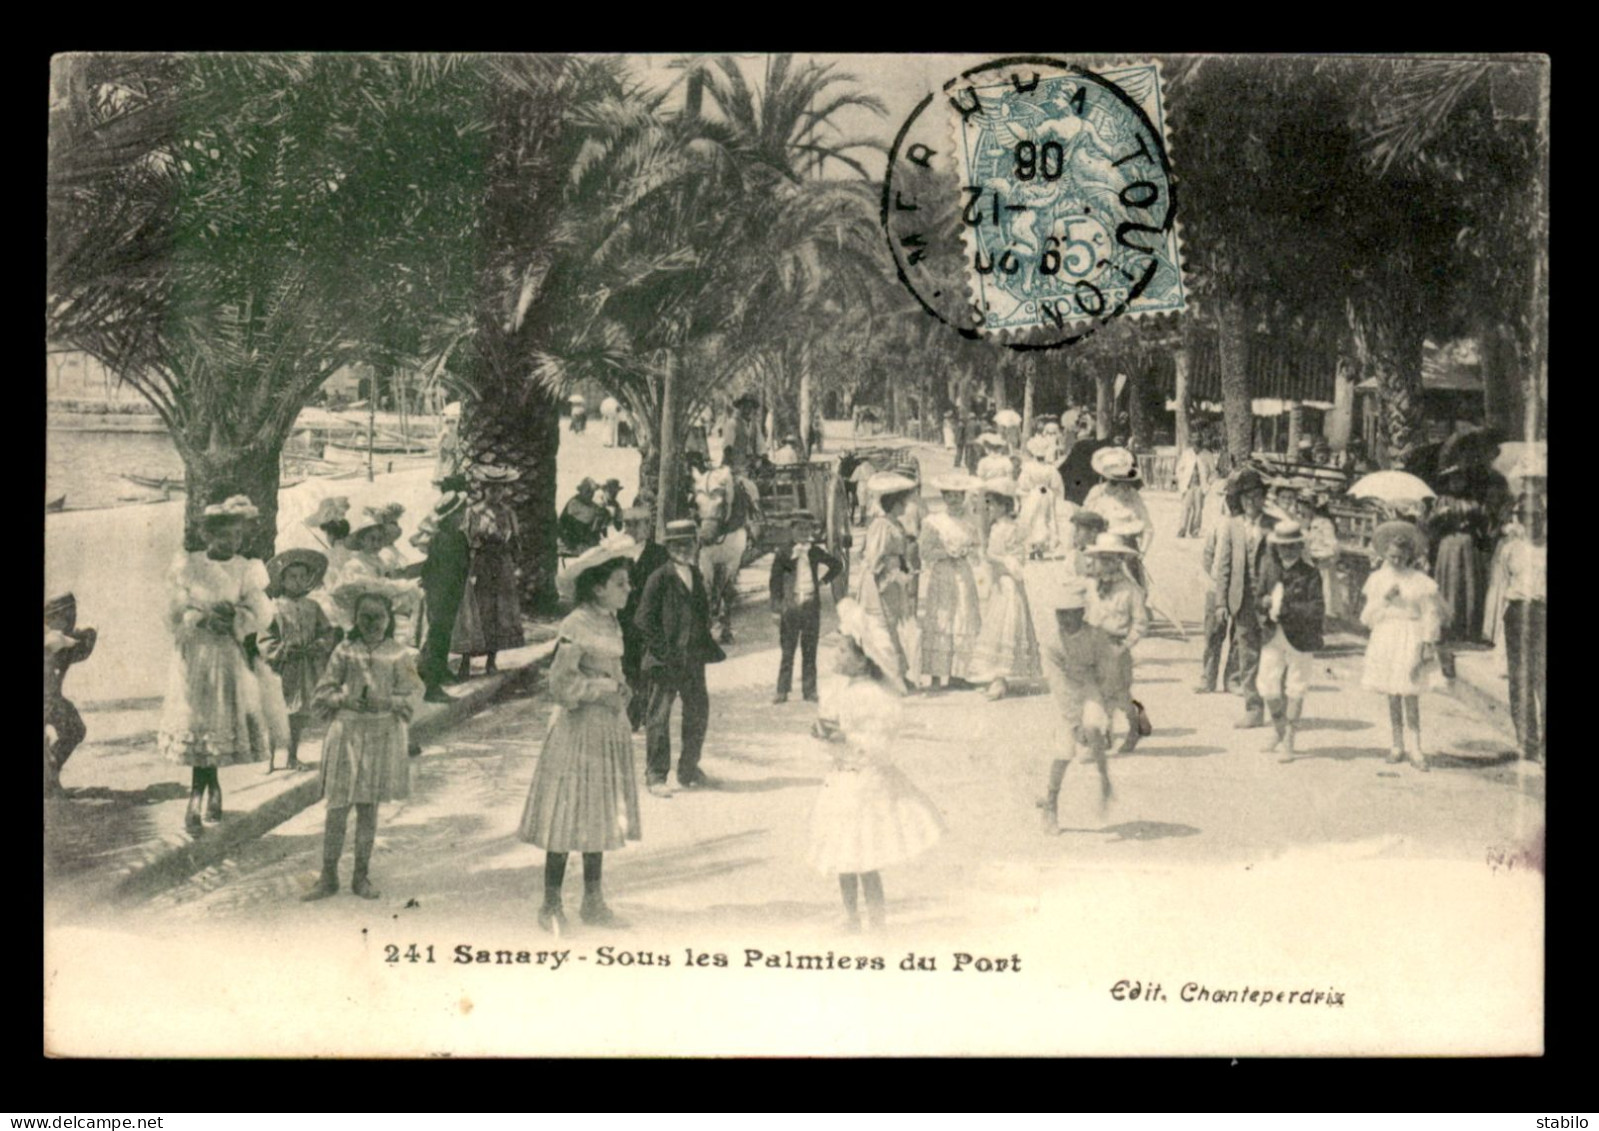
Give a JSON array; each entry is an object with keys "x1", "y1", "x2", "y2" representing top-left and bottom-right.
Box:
[
  {"x1": 1348, "y1": 470, "x2": 1436, "y2": 504},
  {"x1": 600, "y1": 396, "x2": 619, "y2": 416},
  {"x1": 1493, "y1": 440, "x2": 1547, "y2": 481},
  {"x1": 994, "y1": 408, "x2": 1022, "y2": 427}
]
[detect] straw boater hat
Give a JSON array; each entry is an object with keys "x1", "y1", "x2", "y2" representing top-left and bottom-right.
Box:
[
  {"x1": 557, "y1": 534, "x2": 643, "y2": 602},
  {"x1": 433, "y1": 490, "x2": 467, "y2": 521},
  {"x1": 1109, "y1": 518, "x2": 1144, "y2": 541},
  {"x1": 835, "y1": 597, "x2": 906, "y2": 695},
  {"x1": 1085, "y1": 532, "x2": 1139, "y2": 556},
  {"x1": 331, "y1": 575, "x2": 415, "y2": 618},
  {"x1": 663, "y1": 519, "x2": 699, "y2": 543},
  {"x1": 468, "y1": 463, "x2": 521, "y2": 483},
  {"x1": 304, "y1": 495, "x2": 351, "y2": 530},
  {"x1": 266, "y1": 548, "x2": 330, "y2": 591},
  {"x1": 867, "y1": 471, "x2": 918, "y2": 497},
  {"x1": 1267, "y1": 520, "x2": 1306, "y2": 545},
  {"x1": 202, "y1": 495, "x2": 259, "y2": 522},
  {"x1": 1371, "y1": 520, "x2": 1427, "y2": 562},
  {"x1": 1054, "y1": 576, "x2": 1091, "y2": 611},
  {"x1": 932, "y1": 471, "x2": 980, "y2": 494},
  {"x1": 1090, "y1": 446, "x2": 1141, "y2": 482}
]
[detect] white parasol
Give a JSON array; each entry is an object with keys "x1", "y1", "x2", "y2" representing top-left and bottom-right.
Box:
[
  {"x1": 1348, "y1": 470, "x2": 1436, "y2": 504},
  {"x1": 1493, "y1": 440, "x2": 1547, "y2": 482},
  {"x1": 994, "y1": 408, "x2": 1022, "y2": 427}
]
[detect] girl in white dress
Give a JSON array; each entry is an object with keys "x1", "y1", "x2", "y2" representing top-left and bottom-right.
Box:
[
  {"x1": 158, "y1": 496, "x2": 286, "y2": 834},
  {"x1": 810, "y1": 599, "x2": 944, "y2": 932},
  {"x1": 1361, "y1": 521, "x2": 1446, "y2": 771}
]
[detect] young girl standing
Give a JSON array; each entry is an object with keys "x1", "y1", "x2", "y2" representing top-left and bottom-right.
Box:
[
  {"x1": 968, "y1": 479, "x2": 1043, "y2": 700},
  {"x1": 261, "y1": 549, "x2": 337, "y2": 772},
  {"x1": 159, "y1": 496, "x2": 279, "y2": 834},
  {"x1": 303, "y1": 578, "x2": 423, "y2": 900},
  {"x1": 810, "y1": 599, "x2": 944, "y2": 932},
  {"x1": 519, "y1": 537, "x2": 643, "y2": 932},
  {"x1": 1361, "y1": 521, "x2": 1446, "y2": 772}
]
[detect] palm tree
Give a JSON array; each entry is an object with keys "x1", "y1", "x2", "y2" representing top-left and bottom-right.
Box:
[{"x1": 48, "y1": 53, "x2": 473, "y2": 556}]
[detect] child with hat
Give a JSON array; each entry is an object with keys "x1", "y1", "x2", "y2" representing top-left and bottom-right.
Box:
[
  {"x1": 158, "y1": 496, "x2": 282, "y2": 834},
  {"x1": 1084, "y1": 532, "x2": 1149, "y2": 752},
  {"x1": 44, "y1": 593, "x2": 96, "y2": 795},
  {"x1": 1254, "y1": 521, "x2": 1325, "y2": 760},
  {"x1": 1038, "y1": 577, "x2": 1121, "y2": 833},
  {"x1": 809, "y1": 599, "x2": 945, "y2": 932},
  {"x1": 260, "y1": 548, "x2": 337, "y2": 772},
  {"x1": 1360, "y1": 521, "x2": 1446, "y2": 771},
  {"x1": 968, "y1": 478, "x2": 1043, "y2": 700},
  {"x1": 303, "y1": 577, "x2": 425, "y2": 900}
]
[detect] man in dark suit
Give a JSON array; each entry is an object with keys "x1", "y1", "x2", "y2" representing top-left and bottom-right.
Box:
[
  {"x1": 620, "y1": 505, "x2": 670, "y2": 730},
  {"x1": 416, "y1": 484, "x2": 470, "y2": 703},
  {"x1": 635, "y1": 519, "x2": 726, "y2": 795},
  {"x1": 1208, "y1": 468, "x2": 1276, "y2": 728},
  {"x1": 768, "y1": 511, "x2": 843, "y2": 704}
]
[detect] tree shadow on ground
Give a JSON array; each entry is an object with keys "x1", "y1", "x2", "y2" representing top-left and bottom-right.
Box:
[
  {"x1": 46, "y1": 784, "x2": 189, "y2": 878},
  {"x1": 1059, "y1": 820, "x2": 1201, "y2": 841},
  {"x1": 712, "y1": 775, "x2": 823, "y2": 794},
  {"x1": 1289, "y1": 744, "x2": 1389, "y2": 762},
  {"x1": 1137, "y1": 677, "x2": 1181, "y2": 684},
  {"x1": 1126, "y1": 743, "x2": 1227, "y2": 759}
]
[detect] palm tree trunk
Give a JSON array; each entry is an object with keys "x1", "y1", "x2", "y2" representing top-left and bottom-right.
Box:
[
  {"x1": 657, "y1": 351, "x2": 680, "y2": 540},
  {"x1": 1022, "y1": 360, "x2": 1035, "y2": 442},
  {"x1": 1370, "y1": 311, "x2": 1426, "y2": 470},
  {"x1": 1173, "y1": 346, "x2": 1192, "y2": 454},
  {"x1": 179, "y1": 437, "x2": 284, "y2": 560},
  {"x1": 798, "y1": 340, "x2": 813, "y2": 455},
  {"x1": 1218, "y1": 298, "x2": 1253, "y2": 463},
  {"x1": 1095, "y1": 371, "x2": 1114, "y2": 439},
  {"x1": 1128, "y1": 364, "x2": 1152, "y2": 451}
]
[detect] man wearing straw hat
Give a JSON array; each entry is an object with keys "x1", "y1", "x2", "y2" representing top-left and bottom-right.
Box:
[
  {"x1": 1038, "y1": 577, "x2": 1119, "y2": 833},
  {"x1": 1254, "y1": 520, "x2": 1325, "y2": 760},
  {"x1": 635, "y1": 519, "x2": 726, "y2": 794}
]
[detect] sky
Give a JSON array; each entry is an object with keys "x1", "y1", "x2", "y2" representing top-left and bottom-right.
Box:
[{"x1": 624, "y1": 53, "x2": 1000, "y2": 159}]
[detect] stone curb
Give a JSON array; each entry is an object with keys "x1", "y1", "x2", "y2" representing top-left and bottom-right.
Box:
[{"x1": 108, "y1": 639, "x2": 559, "y2": 905}]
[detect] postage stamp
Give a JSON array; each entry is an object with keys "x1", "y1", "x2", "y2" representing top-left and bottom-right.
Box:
[{"x1": 951, "y1": 60, "x2": 1185, "y2": 337}]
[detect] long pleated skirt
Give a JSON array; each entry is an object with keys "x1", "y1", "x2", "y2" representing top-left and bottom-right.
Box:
[
  {"x1": 319, "y1": 710, "x2": 411, "y2": 806},
  {"x1": 519, "y1": 702, "x2": 641, "y2": 853},
  {"x1": 1433, "y1": 533, "x2": 1484, "y2": 642},
  {"x1": 919, "y1": 559, "x2": 982, "y2": 679}
]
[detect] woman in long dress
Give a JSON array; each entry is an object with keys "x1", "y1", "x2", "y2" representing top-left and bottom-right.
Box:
[
  {"x1": 520, "y1": 539, "x2": 643, "y2": 932},
  {"x1": 452, "y1": 467, "x2": 526, "y2": 678},
  {"x1": 918, "y1": 473, "x2": 984, "y2": 692},
  {"x1": 810, "y1": 599, "x2": 944, "y2": 932},
  {"x1": 968, "y1": 479, "x2": 1043, "y2": 699},
  {"x1": 159, "y1": 496, "x2": 284, "y2": 834},
  {"x1": 857, "y1": 473, "x2": 919, "y2": 688},
  {"x1": 1017, "y1": 440, "x2": 1065, "y2": 559}
]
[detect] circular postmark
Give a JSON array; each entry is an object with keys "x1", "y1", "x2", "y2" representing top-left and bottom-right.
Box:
[{"x1": 881, "y1": 57, "x2": 1185, "y2": 350}]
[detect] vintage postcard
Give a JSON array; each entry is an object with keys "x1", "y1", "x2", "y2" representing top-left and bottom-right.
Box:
[{"x1": 45, "y1": 51, "x2": 1547, "y2": 1058}]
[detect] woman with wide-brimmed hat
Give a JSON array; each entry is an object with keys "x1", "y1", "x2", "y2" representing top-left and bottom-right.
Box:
[
  {"x1": 918, "y1": 472, "x2": 985, "y2": 691},
  {"x1": 519, "y1": 536, "x2": 644, "y2": 931},
  {"x1": 967, "y1": 478, "x2": 1043, "y2": 700},
  {"x1": 302, "y1": 576, "x2": 425, "y2": 901},
  {"x1": 1017, "y1": 439, "x2": 1066, "y2": 559},
  {"x1": 451, "y1": 464, "x2": 526, "y2": 678},
  {"x1": 1360, "y1": 520, "x2": 1446, "y2": 771},
  {"x1": 158, "y1": 496, "x2": 284, "y2": 834},
  {"x1": 1084, "y1": 447, "x2": 1153, "y2": 555},
  {"x1": 859, "y1": 472, "x2": 920, "y2": 686}
]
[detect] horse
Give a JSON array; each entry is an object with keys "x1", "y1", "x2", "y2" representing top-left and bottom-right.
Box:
[{"x1": 693, "y1": 471, "x2": 761, "y2": 643}]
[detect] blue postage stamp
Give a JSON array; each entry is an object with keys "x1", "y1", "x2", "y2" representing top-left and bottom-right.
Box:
[{"x1": 951, "y1": 61, "x2": 1185, "y2": 337}]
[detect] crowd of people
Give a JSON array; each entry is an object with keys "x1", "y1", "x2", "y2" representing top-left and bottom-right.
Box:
[{"x1": 54, "y1": 391, "x2": 1544, "y2": 927}]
